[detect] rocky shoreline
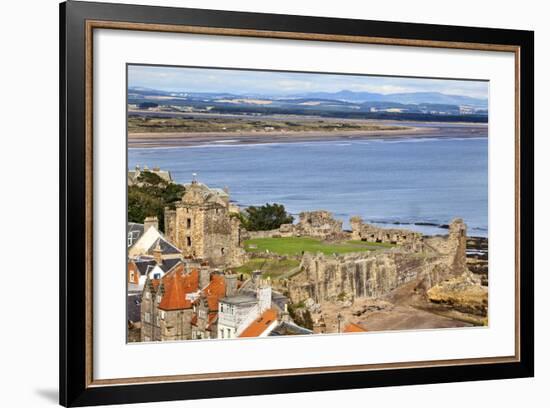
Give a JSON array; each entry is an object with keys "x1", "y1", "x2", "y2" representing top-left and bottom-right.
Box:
[{"x1": 466, "y1": 236, "x2": 489, "y2": 285}]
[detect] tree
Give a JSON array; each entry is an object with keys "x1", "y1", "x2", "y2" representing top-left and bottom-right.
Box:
[
  {"x1": 240, "y1": 203, "x2": 294, "y2": 231},
  {"x1": 127, "y1": 171, "x2": 185, "y2": 232}
]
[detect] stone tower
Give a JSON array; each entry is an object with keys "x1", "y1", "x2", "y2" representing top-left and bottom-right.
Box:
[
  {"x1": 164, "y1": 179, "x2": 241, "y2": 267},
  {"x1": 446, "y1": 218, "x2": 468, "y2": 275}
]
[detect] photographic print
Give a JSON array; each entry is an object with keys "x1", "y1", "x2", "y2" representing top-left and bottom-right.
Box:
[{"x1": 126, "y1": 64, "x2": 489, "y2": 343}]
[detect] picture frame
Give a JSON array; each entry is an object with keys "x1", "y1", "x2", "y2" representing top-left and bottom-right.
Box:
[{"x1": 59, "y1": 0, "x2": 534, "y2": 406}]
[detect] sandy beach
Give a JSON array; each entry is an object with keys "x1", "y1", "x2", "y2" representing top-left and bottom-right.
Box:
[{"x1": 128, "y1": 123, "x2": 487, "y2": 148}]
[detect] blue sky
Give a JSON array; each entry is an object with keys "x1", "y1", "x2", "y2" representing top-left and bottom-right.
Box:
[{"x1": 128, "y1": 65, "x2": 488, "y2": 99}]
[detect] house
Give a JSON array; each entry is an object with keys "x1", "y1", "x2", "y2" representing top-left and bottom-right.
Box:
[
  {"x1": 128, "y1": 222, "x2": 181, "y2": 260},
  {"x1": 128, "y1": 222, "x2": 144, "y2": 248},
  {"x1": 128, "y1": 255, "x2": 182, "y2": 292},
  {"x1": 140, "y1": 265, "x2": 199, "y2": 342},
  {"x1": 191, "y1": 273, "x2": 228, "y2": 340},
  {"x1": 239, "y1": 309, "x2": 278, "y2": 338},
  {"x1": 140, "y1": 261, "x2": 245, "y2": 342},
  {"x1": 217, "y1": 279, "x2": 273, "y2": 339}
]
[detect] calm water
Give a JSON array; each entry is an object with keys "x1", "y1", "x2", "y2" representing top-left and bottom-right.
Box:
[{"x1": 128, "y1": 137, "x2": 488, "y2": 237}]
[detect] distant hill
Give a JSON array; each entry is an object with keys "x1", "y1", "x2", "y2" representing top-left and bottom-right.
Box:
[
  {"x1": 127, "y1": 86, "x2": 488, "y2": 122},
  {"x1": 292, "y1": 90, "x2": 487, "y2": 108}
]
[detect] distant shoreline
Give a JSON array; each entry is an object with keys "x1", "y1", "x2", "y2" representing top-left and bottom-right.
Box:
[{"x1": 128, "y1": 123, "x2": 487, "y2": 148}]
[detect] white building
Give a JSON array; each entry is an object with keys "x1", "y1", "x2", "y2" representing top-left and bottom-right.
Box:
[{"x1": 217, "y1": 281, "x2": 272, "y2": 339}]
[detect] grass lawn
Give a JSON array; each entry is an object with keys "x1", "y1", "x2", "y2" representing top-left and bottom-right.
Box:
[
  {"x1": 233, "y1": 258, "x2": 300, "y2": 279},
  {"x1": 244, "y1": 237, "x2": 394, "y2": 256}
]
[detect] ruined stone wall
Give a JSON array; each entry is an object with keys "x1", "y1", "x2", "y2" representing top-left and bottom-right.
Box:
[
  {"x1": 289, "y1": 219, "x2": 469, "y2": 304},
  {"x1": 350, "y1": 216, "x2": 423, "y2": 249},
  {"x1": 295, "y1": 211, "x2": 344, "y2": 239},
  {"x1": 242, "y1": 229, "x2": 284, "y2": 240},
  {"x1": 242, "y1": 211, "x2": 345, "y2": 241}
]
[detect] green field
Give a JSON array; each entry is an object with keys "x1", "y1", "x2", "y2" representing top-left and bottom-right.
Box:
[
  {"x1": 233, "y1": 258, "x2": 301, "y2": 279},
  {"x1": 128, "y1": 116, "x2": 407, "y2": 134},
  {"x1": 244, "y1": 237, "x2": 394, "y2": 256}
]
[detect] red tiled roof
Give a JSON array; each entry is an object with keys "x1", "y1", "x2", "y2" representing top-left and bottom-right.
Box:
[
  {"x1": 202, "y1": 274, "x2": 226, "y2": 312},
  {"x1": 158, "y1": 267, "x2": 199, "y2": 311},
  {"x1": 343, "y1": 323, "x2": 368, "y2": 333},
  {"x1": 206, "y1": 312, "x2": 218, "y2": 330},
  {"x1": 239, "y1": 309, "x2": 278, "y2": 338}
]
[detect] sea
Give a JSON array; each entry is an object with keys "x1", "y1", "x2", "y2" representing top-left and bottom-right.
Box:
[{"x1": 128, "y1": 136, "x2": 488, "y2": 237}]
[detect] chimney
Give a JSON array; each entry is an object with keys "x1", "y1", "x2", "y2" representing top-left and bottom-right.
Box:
[
  {"x1": 257, "y1": 279, "x2": 272, "y2": 313},
  {"x1": 144, "y1": 216, "x2": 158, "y2": 232},
  {"x1": 225, "y1": 273, "x2": 238, "y2": 297},
  {"x1": 251, "y1": 270, "x2": 262, "y2": 288},
  {"x1": 281, "y1": 303, "x2": 290, "y2": 323},
  {"x1": 153, "y1": 240, "x2": 163, "y2": 265},
  {"x1": 199, "y1": 265, "x2": 211, "y2": 289}
]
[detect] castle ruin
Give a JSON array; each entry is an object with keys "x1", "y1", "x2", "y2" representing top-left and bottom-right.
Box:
[
  {"x1": 288, "y1": 219, "x2": 469, "y2": 304},
  {"x1": 164, "y1": 180, "x2": 243, "y2": 267}
]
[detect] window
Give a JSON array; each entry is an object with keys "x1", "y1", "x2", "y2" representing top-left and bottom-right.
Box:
[
  {"x1": 187, "y1": 218, "x2": 191, "y2": 228},
  {"x1": 156, "y1": 295, "x2": 161, "y2": 303},
  {"x1": 161, "y1": 311, "x2": 165, "y2": 319},
  {"x1": 129, "y1": 271, "x2": 135, "y2": 282},
  {"x1": 187, "y1": 236, "x2": 192, "y2": 247},
  {"x1": 144, "y1": 312, "x2": 151, "y2": 323},
  {"x1": 221, "y1": 247, "x2": 225, "y2": 255}
]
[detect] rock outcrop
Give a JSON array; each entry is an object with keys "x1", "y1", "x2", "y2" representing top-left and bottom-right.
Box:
[{"x1": 427, "y1": 273, "x2": 488, "y2": 316}]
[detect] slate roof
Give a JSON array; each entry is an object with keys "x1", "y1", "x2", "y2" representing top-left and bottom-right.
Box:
[
  {"x1": 132, "y1": 257, "x2": 182, "y2": 278},
  {"x1": 269, "y1": 321, "x2": 313, "y2": 336},
  {"x1": 129, "y1": 226, "x2": 181, "y2": 258},
  {"x1": 219, "y1": 294, "x2": 257, "y2": 306},
  {"x1": 149, "y1": 237, "x2": 181, "y2": 255},
  {"x1": 128, "y1": 222, "x2": 144, "y2": 235},
  {"x1": 127, "y1": 293, "x2": 142, "y2": 323},
  {"x1": 128, "y1": 223, "x2": 145, "y2": 247}
]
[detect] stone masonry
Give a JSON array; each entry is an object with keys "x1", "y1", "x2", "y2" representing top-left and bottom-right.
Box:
[
  {"x1": 164, "y1": 180, "x2": 243, "y2": 267},
  {"x1": 350, "y1": 216, "x2": 423, "y2": 249},
  {"x1": 289, "y1": 219, "x2": 468, "y2": 304}
]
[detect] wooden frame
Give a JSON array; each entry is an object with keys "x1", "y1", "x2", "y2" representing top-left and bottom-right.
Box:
[{"x1": 60, "y1": 1, "x2": 534, "y2": 406}]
